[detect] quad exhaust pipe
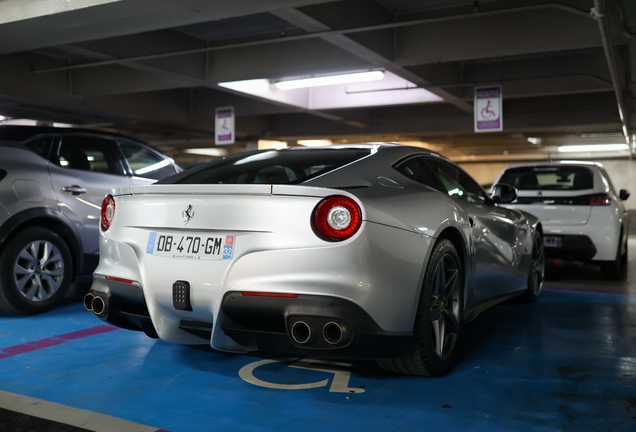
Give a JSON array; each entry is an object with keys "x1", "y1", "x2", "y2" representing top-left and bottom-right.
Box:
[
  {"x1": 323, "y1": 322, "x2": 344, "y2": 345},
  {"x1": 291, "y1": 321, "x2": 314, "y2": 344},
  {"x1": 290, "y1": 320, "x2": 346, "y2": 345},
  {"x1": 84, "y1": 292, "x2": 107, "y2": 317}
]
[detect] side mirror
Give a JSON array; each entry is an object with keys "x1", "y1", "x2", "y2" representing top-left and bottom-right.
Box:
[
  {"x1": 490, "y1": 183, "x2": 518, "y2": 204},
  {"x1": 620, "y1": 189, "x2": 630, "y2": 200}
]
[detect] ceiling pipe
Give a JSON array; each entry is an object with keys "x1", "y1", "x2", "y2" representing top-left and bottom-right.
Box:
[{"x1": 591, "y1": 0, "x2": 633, "y2": 158}]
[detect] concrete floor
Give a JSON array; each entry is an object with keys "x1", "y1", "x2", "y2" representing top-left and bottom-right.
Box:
[{"x1": 1, "y1": 241, "x2": 635, "y2": 432}]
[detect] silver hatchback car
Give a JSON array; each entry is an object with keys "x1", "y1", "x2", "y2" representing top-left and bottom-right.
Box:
[{"x1": 0, "y1": 126, "x2": 181, "y2": 314}]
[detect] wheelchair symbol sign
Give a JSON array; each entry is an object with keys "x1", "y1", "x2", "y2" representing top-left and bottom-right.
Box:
[
  {"x1": 474, "y1": 85, "x2": 502, "y2": 132},
  {"x1": 239, "y1": 358, "x2": 365, "y2": 393}
]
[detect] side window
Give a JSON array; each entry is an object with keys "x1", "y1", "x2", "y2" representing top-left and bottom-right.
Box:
[
  {"x1": 56, "y1": 136, "x2": 120, "y2": 175},
  {"x1": 394, "y1": 156, "x2": 444, "y2": 191},
  {"x1": 424, "y1": 159, "x2": 486, "y2": 203},
  {"x1": 117, "y1": 141, "x2": 176, "y2": 180},
  {"x1": 23, "y1": 137, "x2": 52, "y2": 158}
]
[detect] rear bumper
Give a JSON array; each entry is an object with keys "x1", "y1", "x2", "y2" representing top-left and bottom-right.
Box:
[
  {"x1": 544, "y1": 234, "x2": 597, "y2": 261},
  {"x1": 219, "y1": 292, "x2": 413, "y2": 360},
  {"x1": 504, "y1": 202, "x2": 624, "y2": 261},
  {"x1": 87, "y1": 276, "x2": 414, "y2": 360},
  {"x1": 88, "y1": 275, "x2": 157, "y2": 337}
]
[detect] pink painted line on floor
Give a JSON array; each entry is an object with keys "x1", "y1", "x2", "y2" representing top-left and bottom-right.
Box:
[
  {"x1": 544, "y1": 286, "x2": 636, "y2": 295},
  {"x1": 0, "y1": 325, "x2": 118, "y2": 359}
]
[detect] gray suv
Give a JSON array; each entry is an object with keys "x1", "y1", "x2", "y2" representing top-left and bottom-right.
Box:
[{"x1": 0, "y1": 126, "x2": 181, "y2": 314}]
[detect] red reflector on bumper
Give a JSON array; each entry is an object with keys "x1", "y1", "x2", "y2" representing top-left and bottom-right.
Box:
[
  {"x1": 105, "y1": 276, "x2": 134, "y2": 284},
  {"x1": 241, "y1": 292, "x2": 299, "y2": 298}
]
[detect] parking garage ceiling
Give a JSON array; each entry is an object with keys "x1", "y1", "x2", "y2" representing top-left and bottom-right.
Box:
[{"x1": 0, "y1": 0, "x2": 635, "y2": 162}]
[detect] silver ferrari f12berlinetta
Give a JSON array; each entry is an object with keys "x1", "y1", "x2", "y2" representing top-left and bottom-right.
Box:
[{"x1": 86, "y1": 144, "x2": 544, "y2": 377}]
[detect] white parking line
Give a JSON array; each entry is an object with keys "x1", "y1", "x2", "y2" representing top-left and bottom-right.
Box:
[{"x1": 0, "y1": 389, "x2": 162, "y2": 432}]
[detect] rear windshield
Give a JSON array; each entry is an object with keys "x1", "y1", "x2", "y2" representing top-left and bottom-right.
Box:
[
  {"x1": 159, "y1": 148, "x2": 371, "y2": 185},
  {"x1": 499, "y1": 166, "x2": 594, "y2": 191}
]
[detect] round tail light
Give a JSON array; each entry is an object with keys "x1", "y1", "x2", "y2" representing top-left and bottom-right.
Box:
[
  {"x1": 313, "y1": 195, "x2": 362, "y2": 241},
  {"x1": 100, "y1": 195, "x2": 115, "y2": 231}
]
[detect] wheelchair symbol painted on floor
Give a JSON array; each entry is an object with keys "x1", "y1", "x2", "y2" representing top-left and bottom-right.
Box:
[{"x1": 239, "y1": 357, "x2": 365, "y2": 393}]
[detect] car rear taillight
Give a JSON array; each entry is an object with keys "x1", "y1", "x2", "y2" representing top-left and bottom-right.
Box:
[
  {"x1": 589, "y1": 194, "x2": 611, "y2": 206},
  {"x1": 312, "y1": 195, "x2": 362, "y2": 241},
  {"x1": 100, "y1": 194, "x2": 116, "y2": 231},
  {"x1": 0, "y1": 169, "x2": 7, "y2": 182}
]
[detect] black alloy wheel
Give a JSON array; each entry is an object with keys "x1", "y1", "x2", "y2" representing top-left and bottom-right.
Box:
[
  {"x1": 522, "y1": 231, "x2": 545, "y2": 303},
  {"x1": 377, "y1": 238, "x2": 464, "y2": 377}
]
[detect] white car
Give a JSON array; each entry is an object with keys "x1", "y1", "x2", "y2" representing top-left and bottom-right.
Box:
[
  {"x1": 86, "y1": 144, "x2": 544, "y2": 377},
  {"x1": 492, "y1": 161, "x2": 629, "y2": 279}
]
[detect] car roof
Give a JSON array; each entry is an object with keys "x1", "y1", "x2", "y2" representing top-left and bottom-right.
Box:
[
  {"x1": 284, "y1": 143, "x2": 448, "y2": 160},
  {"x1": 502, "y1": 160, "x2": 605, "y2": 170},
  {"x1": 0, "y1": 125, "x2": 146, "y2": 144}
]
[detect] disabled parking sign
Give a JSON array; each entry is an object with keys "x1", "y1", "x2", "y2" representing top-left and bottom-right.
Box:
[
  {"x1": 215, "y1": 106, "x2": 235, "y2": 144},
  {"x1": 474, "y1": 85, "x2": 502, "y2": 132}
]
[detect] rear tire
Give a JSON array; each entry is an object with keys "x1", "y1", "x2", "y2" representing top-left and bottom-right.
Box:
[
  {"x1": 0, "y1": 227, "x2": 72, "y2": 314},
  {"x1": 520, "y1": 230, "x2": 545, "y2": 303},
  {"x1": 600, "y1": 228, "x2": 625, "y2": 281},
  {"x1": 376, "y1": 239, "x2": 464, "y2": 377}
]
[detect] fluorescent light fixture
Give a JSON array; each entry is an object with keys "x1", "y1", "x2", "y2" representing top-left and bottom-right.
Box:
[
  {"x1": 557, "y1": 144, "x2": 630, "y2": 152},
  {"x1": 527, "y1": 137, "x2": 542, "y2": 145},
  {"x1": 0, "y1": 118, "x2": 73, "y2": 127},
  {"x1": 275, "y1": 71, "x2": 385, "y2": 90},
  {"x1": 258, "y1": 140, "x2": 287, "y2": 150},
  {"x1": 1, "y1": 119, "x2": 39, "y2": 126},
  {"x1": 297, "y1": 139, "x2": 332, "y2": 147},
  {"x1": 219, "y1": 78, "x2": 270, "y2": 93},
  {"x1": 184, "y1": 148, "x2": 228, "y2": 157},
  {"x1": 219, "y1": 71, "x2": 441, "y2": 110}
]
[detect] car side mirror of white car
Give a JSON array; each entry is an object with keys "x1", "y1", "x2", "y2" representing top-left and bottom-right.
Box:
[
  {"x1": 490, "y1": 183, "x2": 518, "y2": 204},
  {"x1": 620, "y1": 189, "x2": 630, "y2": 200}
]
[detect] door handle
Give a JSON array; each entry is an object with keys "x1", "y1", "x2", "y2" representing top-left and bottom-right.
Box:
[{"x1": 62, "y1": 185, "x2": 87, "y2": 195}]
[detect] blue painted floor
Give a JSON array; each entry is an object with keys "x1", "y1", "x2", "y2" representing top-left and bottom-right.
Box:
[{"x1": 1, "y1": 284, "x2": 635, "y2": 432}]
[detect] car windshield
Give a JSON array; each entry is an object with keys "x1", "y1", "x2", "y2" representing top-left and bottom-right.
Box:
[
  {"x1": 159, "y1": 148, "x2": 371, "y2": 185},
  {"x1": 499, "y1": 166, "x2": 594, "y2": 191}
]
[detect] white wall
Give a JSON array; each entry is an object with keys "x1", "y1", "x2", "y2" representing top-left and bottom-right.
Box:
[{"x1": 460, "y1": 159, "x2": 636, "y2": 210}]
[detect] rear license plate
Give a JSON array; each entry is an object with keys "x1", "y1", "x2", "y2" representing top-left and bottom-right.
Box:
[
  {"x1": 544, "y1": 236, "x2": 562, "y2": 248},
  {"x1": 146, "y1": 232, "x2": 235, "y2": 260}
]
